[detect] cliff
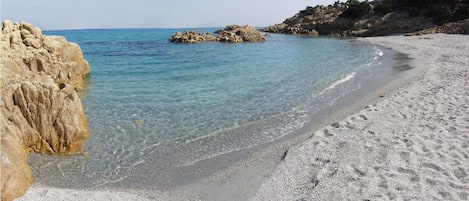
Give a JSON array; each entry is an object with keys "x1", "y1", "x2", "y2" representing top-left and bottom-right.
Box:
[
  {"x1": 0, "y1": 20, "x2": 90, "y2": 201},
  {"x1": 263, "y1": 0, "x2": 469, "y2": 36},
  {"x1": 170, "y1": 25, "x2": 266, "y2": 43}
]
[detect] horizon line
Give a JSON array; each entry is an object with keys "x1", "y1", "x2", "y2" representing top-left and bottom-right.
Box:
[{"x1": 42, "y1": 25, "x2": 268, "y2": 32}]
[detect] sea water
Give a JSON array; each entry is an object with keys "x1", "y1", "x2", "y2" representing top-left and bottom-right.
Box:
[{"x1": 28, "y1": 28, "x2": 389, "y2": 188}]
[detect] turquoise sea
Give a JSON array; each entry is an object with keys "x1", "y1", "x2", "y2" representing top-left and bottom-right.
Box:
[{"x1": 29, "y1": 28, "x2": 395, "y2": 189}]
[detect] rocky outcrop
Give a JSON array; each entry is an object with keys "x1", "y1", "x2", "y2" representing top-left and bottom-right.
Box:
[
  {"x1": 0, "y1": 20, "x2": 90, "y2": 201},
  {"x1": 214, "y1": 25, "x2": 266, "y2": 42},
  {"x1": 170, "y1": 25, "x2": 265, "y2": 43},
  {"x1": 169, "y1": 31, "x2": 217, "y2": 43},
  {"x1": 408, "y1": 18, "x2": 469, "y2": 35},
  {"x1": 262, "y1": 4, "x2": 434, "y2": 36},
  {"x1": 263, "y1": 0, "x2": 469, "y2": 37},
  {"x1": 262, "y1": 5, "x2": 346, "y2": 35}
]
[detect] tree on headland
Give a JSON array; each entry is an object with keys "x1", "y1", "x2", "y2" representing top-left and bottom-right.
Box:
[
  {"x1": 334, "y1": 0, "x2": 343, "y2": 6},
  {"x1": 370, "y1": 0, "x2": 469, "y2": 22},
  {"x1": 339, "y1": 0, "x2": 371, "y2": 19}
]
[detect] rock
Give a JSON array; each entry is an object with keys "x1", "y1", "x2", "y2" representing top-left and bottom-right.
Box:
[
  {"x1": 9, "y1": 30, "x2": 24, "y2": 49},
  {"x1": 169, "y1": 31, "x2": 217, "y2": 43},
  {"x1": 1, "y1": 21, "x2": 90, "y2": 201},
  {"x1": 215, "y1": 25, "x2": 266, "y2": 42},
  {"x1": 169, "y1": 24, "x2": 265, "y2": 43},
  {"x1": 216, "y1": 31, "x2": 243, "y2": 43},
  {"x1": 305, "y1": 29, "x2": 319, "y2": 36},
  {"x1": 0, "y1": 126, "x2": 32, "y2": 201},
  {"x1": 20, "y1": 29, "x2": 31, "y2": 39},
  {"x1": 23, "y1": 38, "x2": 41, "y2": 48},
  {"x1": 34, "y1": 35, "x2": 90, "y2": 90},
  {"x1": 2, "y1": 20, "x2": 14, "y2": 34},
  {"x1": 42, "y1": 35, "x2": 68, "y2": 53},
  {"x1": 262, "y1": 5, "x2": 346, "y2": 35},
  {"x1": 408, "y1": 19, "x2": 469, "y2": 35},
  {"x1": 33, "y1": 27, "x2": 42, "y2": 39},
  {"x1": 20, "y1": 22, "x2": 36, "y2": 36},
  {"x1": 262, "y1": 1, "x2": 469, "y2": 37},
  {"x1": 441, "y1": 19, "x2": 469, "y2": 34}
]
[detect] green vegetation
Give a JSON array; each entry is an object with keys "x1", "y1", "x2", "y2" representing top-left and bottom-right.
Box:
[
  {"x1": 299, "y1": 6, "x2": 315, "y2": 15},
  {"x1": 454, "y1": 6, "x2": 469, "y2": 20},
  {"x1": 301, "y1": 0, "x2": 468, "y2": 25},
  {"x1": 339, "y1": 0, "x2": 372, "y2": 19},
  {"x1": 373, "y1": 2, "x2": 393, "y2": 15},
  {"x1": 370, "y1": 0, "x2": 469, "y2": 22},
  {"x1": 396, "y1": 0, "x2": 433, "y2": 8}
]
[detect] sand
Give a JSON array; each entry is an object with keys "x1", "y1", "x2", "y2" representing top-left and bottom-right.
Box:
[
  {"x1": 254, "y1": 34, "x2": 469, "y2": 201},
  {"x1": 16, "y1": 34, "x2": 469, "y2": 200}
]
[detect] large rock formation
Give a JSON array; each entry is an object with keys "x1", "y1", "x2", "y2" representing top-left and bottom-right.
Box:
[
  {"x1": 262, "y1": 4, "x2": 347, "y2": 35},
  {"x1": 262, "y1": 0, "x2": 469, "y2": 36},
  {"x1": 0, "y1": 20, "x2": 90, "y2": 201},
  {"x1": 170, "y1": 25, "x2": 265, "y2": 43}
]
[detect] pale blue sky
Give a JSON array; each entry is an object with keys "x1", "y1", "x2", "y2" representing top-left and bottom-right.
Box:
[{"x1": 1, "y1": 0, "x2": 342, "y2": 30}]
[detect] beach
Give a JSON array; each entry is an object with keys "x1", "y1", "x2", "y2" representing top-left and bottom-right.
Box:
[
  {"x1": 254, "y1": 34, "x2": 469, "y2": 200},
  {"x1": 17, "y1": 34, "x2": 469, "y2": 201}
]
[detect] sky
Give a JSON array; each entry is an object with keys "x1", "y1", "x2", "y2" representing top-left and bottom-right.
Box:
[{"x1": 1, "y1": 0, "x2": 342, "y2": 30}]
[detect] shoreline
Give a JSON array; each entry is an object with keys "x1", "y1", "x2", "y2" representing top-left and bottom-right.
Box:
[
  {"x1": 254, "y1": 34, "x2": 469, "y2": 200},
  {"x1": 17, "y1": 34, "x2": 468, "y2": 201}
]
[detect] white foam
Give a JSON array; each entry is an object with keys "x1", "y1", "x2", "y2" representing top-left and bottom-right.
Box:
[
  {"x1": 318, "y1": 72, "x2": 356, "y2": 96},
  {"x1": 373, "y1": 46, "x2": 384, "y2": 61}
]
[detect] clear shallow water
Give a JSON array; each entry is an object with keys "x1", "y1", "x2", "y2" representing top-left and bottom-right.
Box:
[{"x1": 29, "y1": 29, "x2": 385, "y2": 188}]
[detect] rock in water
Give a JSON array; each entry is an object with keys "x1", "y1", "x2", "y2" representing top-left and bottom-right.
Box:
[
  {"x1": 169, "y1": 31, "x2": 217, "y2": 43},
  {"x1": 170, "y1": 24, "x2": 265, "y2": 43},
  {"x1": 214, "y1": 25, "x2": 266, "y2": 42},
  {"x1": 0, "y1": 20, "x2": 90, "y2": 201}
]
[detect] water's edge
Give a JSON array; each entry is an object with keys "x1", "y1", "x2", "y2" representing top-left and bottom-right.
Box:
[
  {"x1": 26, "y1": 34, "x2": 414, "y2": 199},
  {"x1": 162, "y1": 40, "x2": 416, "y2": 200}
]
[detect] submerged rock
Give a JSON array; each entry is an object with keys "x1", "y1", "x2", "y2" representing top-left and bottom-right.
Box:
[
  {"x1": 170, "y1": 24, "x2": 265, "y2": 43},
  {"x1": 0, "y1": 20, "x2": 90, "y2": 201}
]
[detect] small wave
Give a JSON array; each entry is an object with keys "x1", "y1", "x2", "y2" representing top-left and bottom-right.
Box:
[
  {"x1": 318, "y1": 72, "x2": 356, "y2": 96},
  {"x1": 373, "y1": 46, "x2": 384, "y2": 61}
]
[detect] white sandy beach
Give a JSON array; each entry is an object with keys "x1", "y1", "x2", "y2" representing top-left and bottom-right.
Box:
[
  {"x1": 254, "y1": 34, "x2": 469, "y2": 201},
  {"x1": 16, "y1": 34, "x2": 469, "y2": 201}
]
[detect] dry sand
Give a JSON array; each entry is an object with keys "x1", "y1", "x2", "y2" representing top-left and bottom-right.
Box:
[
  {"x1": 254, "y1": 34, "x2": 469, "y2": 201},
  {"x1": 16, "y1": 34, "x2": 469, "y2": 200}
]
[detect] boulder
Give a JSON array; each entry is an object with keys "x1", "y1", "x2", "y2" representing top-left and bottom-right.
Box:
[
  {"x1": 23, "y1": 38, "x2": 41, "y2": 48},
  {"x1": 0, "y1": 20, "x2": 90, "y2": 201}
]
